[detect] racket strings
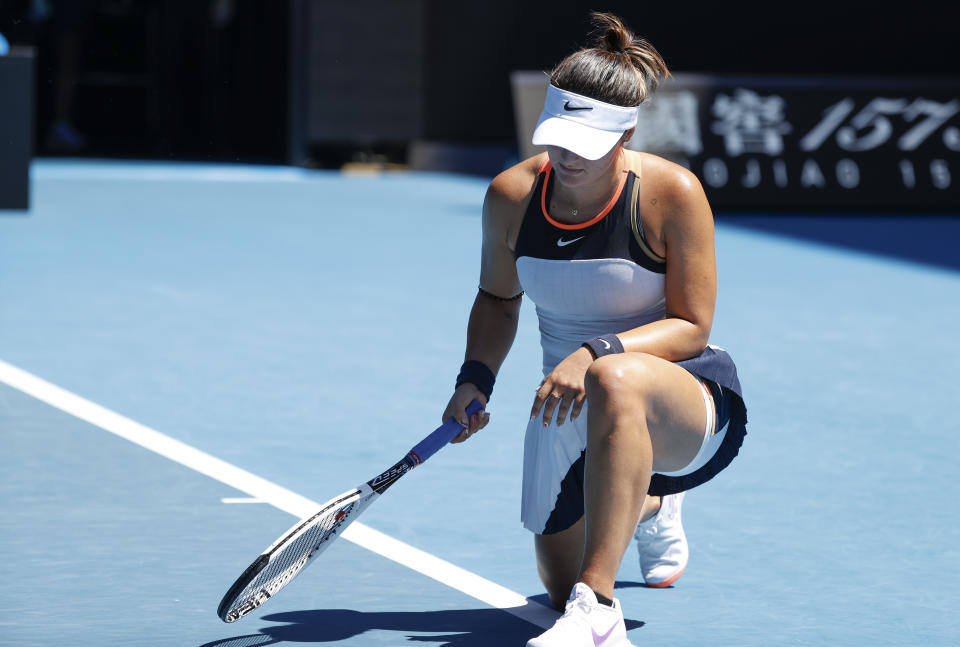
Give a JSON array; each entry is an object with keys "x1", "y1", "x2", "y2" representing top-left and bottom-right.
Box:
[{"x1": 224, "y1": 494, "x2": 372, "y2": 619}]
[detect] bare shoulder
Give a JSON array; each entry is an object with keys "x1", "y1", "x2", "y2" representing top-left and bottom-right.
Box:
[
  {"x1": 486, "y1": 154, "x2": 543, "y2": 210},
  {"x1": 632, "y1": 152, "x2": 709, "y2": 208},
  {"x1": 484, "y1": 154, "x2": 544, "y2": 245},
  {"x1": 628, "y1": 152, "x2": 713, "y2": 250}
]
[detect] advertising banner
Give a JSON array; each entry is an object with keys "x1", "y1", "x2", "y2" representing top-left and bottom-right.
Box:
[{"x1": 512, "y1": 72, "x2": 959, "y2": 211}]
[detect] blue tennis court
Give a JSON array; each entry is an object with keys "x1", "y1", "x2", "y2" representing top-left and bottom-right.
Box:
[{"x1": 1, "y1": 161, "x2": 958, "y2": 646}]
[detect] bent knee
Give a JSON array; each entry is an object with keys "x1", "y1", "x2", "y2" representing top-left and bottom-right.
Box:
[
  {"x1": 585, "y1": 353, "x2": 658, "y2": 402},
  {"x1": 538, "y1": 564, "x2": 577, "y2": 610},
  {"x1": 547, "y1": 588, "x2": 570, "y2": 610},
  {"x1": 535, "y1": 523, "x2": 583, "y2": 609}
]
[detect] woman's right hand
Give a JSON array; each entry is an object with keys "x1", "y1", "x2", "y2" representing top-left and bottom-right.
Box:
[{"x1": 443, "y1": 384, "x2": 490, "y2": 443}]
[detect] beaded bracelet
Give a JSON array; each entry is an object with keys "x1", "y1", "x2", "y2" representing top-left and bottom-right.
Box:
[{"x1": 478, "y1": 286, "x2": 523, "y2": 302}]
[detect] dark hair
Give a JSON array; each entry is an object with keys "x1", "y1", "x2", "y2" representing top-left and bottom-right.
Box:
[{"x1": 549, "y1": 12, "x2": 670, "y2": 107}]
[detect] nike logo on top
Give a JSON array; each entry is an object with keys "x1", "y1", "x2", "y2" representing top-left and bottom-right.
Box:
[
  {"x1": 557, "y1": 235, "x2": 586, "y2": 247},
  {"x1": 564, "y1": 101, "x2": 593, "y2": 111}
]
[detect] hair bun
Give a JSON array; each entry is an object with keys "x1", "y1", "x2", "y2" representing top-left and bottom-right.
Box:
[
  {"x1": 590, "y1": 12, "x2": 632, "y2": 53},
  {"x1": 549, "y1": 12, "x2": 670, "y2": 107}
]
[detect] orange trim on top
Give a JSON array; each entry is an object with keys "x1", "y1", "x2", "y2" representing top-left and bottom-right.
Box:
[{"x1": 539, "y1": 161, "x2": 629, "y2": 231}]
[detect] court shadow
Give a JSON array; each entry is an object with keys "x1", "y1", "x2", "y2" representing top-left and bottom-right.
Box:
[
  {"x1": 718, "y1": 213, "x2": 960, "y2": 273},
  {"x1": 200, "y1": 607, "x2": 536, "y2": 646},
  {"x1": 201, "y1": 604, "x2": 645, "y2": 646},
  {"x1": 615, "y1": 579, "x2": 676, "y2": 590}
]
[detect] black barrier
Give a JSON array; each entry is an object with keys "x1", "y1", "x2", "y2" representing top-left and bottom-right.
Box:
[
  {"x1": 0, "y1": 47, "x2": 34, "y2": 212},
  {"x1": 630, "y1": 75, "x2": 959, "y2": 212}
]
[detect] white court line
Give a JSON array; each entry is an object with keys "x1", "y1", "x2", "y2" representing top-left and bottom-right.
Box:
[
  {"x1": 32, "y1": 160, "x2": 315, "y2": 183},
  {"x1": 0, "y1": 358, "x2": 557, "y2": 629}
]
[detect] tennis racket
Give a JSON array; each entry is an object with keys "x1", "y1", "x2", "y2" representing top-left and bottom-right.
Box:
[{"x1": 217, "y1": 400, "x2": 484, "y2": 622}]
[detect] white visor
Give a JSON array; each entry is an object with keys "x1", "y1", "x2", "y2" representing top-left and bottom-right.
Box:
[{"x1": 531, "y1": 85, "x2": 640, "y2": 160}]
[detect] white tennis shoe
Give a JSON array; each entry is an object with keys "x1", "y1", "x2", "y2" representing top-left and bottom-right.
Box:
[
  {"x1": 526, "y1": 582, "x2": 634, "y2": 647},
  {"x1": 634, "y1": 491, "x2": 688, "y2": 587}
]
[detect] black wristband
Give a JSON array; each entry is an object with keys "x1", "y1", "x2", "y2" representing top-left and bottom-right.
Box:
[
  {"x1": 582, "y1": 334, "x2": 625, "y2": 359},
  {"x1": 456, "y1": 360, "x2": 495, "y2": 400}
]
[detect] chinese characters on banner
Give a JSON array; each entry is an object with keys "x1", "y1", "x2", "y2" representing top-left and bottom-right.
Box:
[{"x1": 630, "y1": 75, "x2": 959, "y2": 210}]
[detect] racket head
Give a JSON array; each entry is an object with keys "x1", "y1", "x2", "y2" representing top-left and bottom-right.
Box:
[{"x1": 217, "y1": 485, "x2": 376, "y2": 622}]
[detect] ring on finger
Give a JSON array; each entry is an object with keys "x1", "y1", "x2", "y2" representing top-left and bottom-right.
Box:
[{"x1": 549, "y1": 392, "x2": 562, "y2": 400}]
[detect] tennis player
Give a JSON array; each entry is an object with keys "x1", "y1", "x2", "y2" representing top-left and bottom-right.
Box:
[{"x1": 443, "y1": 12, "x2": 747, "y2": 646}]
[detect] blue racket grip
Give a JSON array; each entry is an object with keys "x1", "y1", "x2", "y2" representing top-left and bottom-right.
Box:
[{"x1": 407, "y1": 400, "x2": 484, "y2": 465}]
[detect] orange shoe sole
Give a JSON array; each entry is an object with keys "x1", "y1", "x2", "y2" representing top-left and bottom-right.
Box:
[{"x1": 643, "y1": 563, "x2": 686, "y2": 588}]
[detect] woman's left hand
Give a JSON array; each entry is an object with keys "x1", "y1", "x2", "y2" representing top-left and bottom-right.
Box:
[{"x1": 530, "y1": 346, "x2": 594, "y2": 426}]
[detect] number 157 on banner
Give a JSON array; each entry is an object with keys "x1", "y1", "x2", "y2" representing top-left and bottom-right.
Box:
[{"x1": 800, "y1": 97, "x2": 960, "y2": 153}]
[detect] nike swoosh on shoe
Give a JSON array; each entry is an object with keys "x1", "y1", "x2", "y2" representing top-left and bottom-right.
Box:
[{"x1": 592, "y1": 621, "x2": 619, "y2": 645}]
